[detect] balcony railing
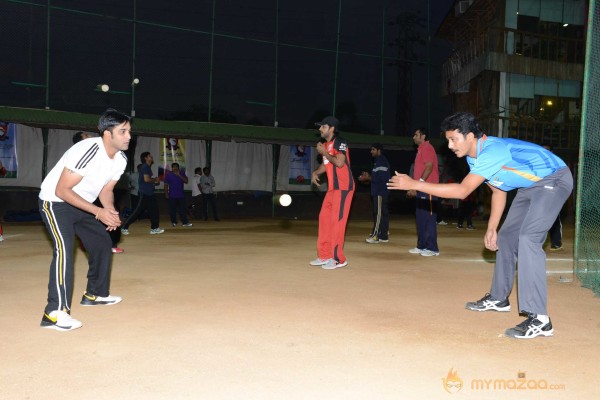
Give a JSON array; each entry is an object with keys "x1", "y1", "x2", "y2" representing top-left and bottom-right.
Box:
[
  {"x1": 478, "y1": 115, "x2": 580, "y2": 150},
  {"x1": 443, "y1": 27, "x2": 585, "y2": 84}
]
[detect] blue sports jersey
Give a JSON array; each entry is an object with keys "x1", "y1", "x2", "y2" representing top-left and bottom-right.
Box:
[{"x1": 467, "y1": 136, "x2": 566, "y2": 191}]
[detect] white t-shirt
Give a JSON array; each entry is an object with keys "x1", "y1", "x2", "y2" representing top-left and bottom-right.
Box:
[
  {"x1": 191, "y1": 174, "x2": 202, "y2": 197},
  {"x1": 39, "y1": 137, "x2": 127, "y2": 203}
]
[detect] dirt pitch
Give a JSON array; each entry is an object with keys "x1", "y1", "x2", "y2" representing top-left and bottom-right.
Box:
[{"x1": 0, "y1": 216, "x2": 598, "y2": 400}]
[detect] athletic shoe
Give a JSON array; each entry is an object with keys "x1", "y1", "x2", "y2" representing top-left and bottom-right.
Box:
[
  {"x1": 467, "y1": 225, "x2": 475, "y2": 230},
  {"x1": 420, "y1": 249, "x2": 440, "y2": 257},
  {"x1": 182, "y1": 223, "x2": 193, "y2": 227},
  {"x1": 322, "y1": 259, "x2": 348, "y2": 270},
  {"x1": 0, "y1": 234, "x2": 4, "y2": 242},
  {"x1": 150, "y1": 228, "x2": 165, "y2": 235},
  {"x1": 40, "y1": 310, "x2": 82, "y2": 331},
  {"x1": 465, "y1": 293, "x2": 511, "y2": 312},
  {"x1": 408, "y1": 247, "x2": 424, "y2": 254},
  {"x1": 505, "y1": 314, "x2": 554, "y2": 339},
  {"x1": 309, "y1": 257, "x2": 330, "y2": 266},
  {"x1": 437, "y1": 220, "x2": 448, "y2": 225},
  {"x1": 550, "y1": 245, "x2": 563, "y2": 251},
  {"x1": 111, "y1": 247, "x2": 124, "y2": 254},
  {"x1": 171, "y1": 223, "x2": 177, "y2": 227},
  {"x1": 121, "y1": 228, "x2": 130, "y2": 235},
  {"x1": 456, "y1": 225, "x2": 463, "y2": 229},
  {"x1": 80, "y1": 292, "x2": 123, "y2": 306},
  {"x1": 378, "y1": 239, "x2": 389, "y2": 243},
  {"x1": 366, "y1": 237, "x2": 380, "y2": 244}
]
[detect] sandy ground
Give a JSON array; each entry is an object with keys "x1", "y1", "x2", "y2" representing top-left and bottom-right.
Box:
[{"x1": 0, "y1": 216, "x2": 598, "y2": 400}]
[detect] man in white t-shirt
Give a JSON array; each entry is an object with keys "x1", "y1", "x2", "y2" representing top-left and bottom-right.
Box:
[
  {"x1": 190, "y1": 167, "x2": 203, "y2": 219},
  {"x1": 38, "y1": 109, "x2": 131, "y2": 332}
]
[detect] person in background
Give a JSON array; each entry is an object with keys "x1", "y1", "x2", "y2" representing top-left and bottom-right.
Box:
[
  {"x1": 191, "y1": 167, "x2": 203, "y2": 220},
  {"x1": 456, "y1": 190, "x2": 476, "y2": 230},
  {"x1": 406, "y1": 127, "x2": 440, "y2": 257},
  {"x1": 200, "y1": 167, "x2": 219, "y2": 221},
  {"x1": 121, "y1": 152, "x2": 164, "y2": 235},
  {"x1": 128, "y1": 164, "x2": 142, "y2": 211},
  {"x1": 164, "y1": 162, "x2": 192, "y2": 227},
  {"x1": 358, "y1": 143, "x2": 390, "y2": 244},
  {"x1": 542, "y1": 144, "x2": 564, "y2": 251}
]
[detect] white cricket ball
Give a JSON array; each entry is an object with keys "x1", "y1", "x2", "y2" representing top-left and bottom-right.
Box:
[{"x1": 279, "y1": 194, "x2": 292, "y2": 207}]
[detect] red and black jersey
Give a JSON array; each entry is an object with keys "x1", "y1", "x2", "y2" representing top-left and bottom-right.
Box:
[{"x1": 324, "y1": 136, "x2": 354, "y2": 191}]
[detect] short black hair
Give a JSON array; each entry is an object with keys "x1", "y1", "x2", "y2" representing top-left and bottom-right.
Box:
[
  {"x1": 98, "y1": 108, "x2": 131, "y2": 136},
  {"x1": 72, "y1": 131, "x2": 88, "y2": 144},
  {"x1": 415, "y1": 127, "x2": 430, "y2": 140},
  {"x1": 372, "y1": 143, "x2": 383, "y2": 151},
  {"x1": 171, "y1": 162, "x2": 180, "y2": 168},
  {"x1": 140, "y1": 152, "x2": 151, "y2": 163},
  {"x1": 440, "y1": 112, "x2": 483, "y2": 138},
  {"x1": 194, "y1": 167, "x2": 202, "y2": 174}
]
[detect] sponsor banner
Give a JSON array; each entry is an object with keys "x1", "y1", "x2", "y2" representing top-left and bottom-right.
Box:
[
  {"x1": 159, "y1": 138, "x2": 187, "y2": 178},
  {"x1": 289, "y1": 145, "x2": 311, "y2": 185}
]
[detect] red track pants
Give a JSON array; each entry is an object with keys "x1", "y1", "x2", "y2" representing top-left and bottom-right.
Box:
[{"x1": 317, "y1": 189, "x2": 354, "y2": 263}]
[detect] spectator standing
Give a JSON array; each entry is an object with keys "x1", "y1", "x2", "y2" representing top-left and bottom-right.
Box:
[
  {"x1": 358, "y1": 143, "x2": 390, "y2": 244},
  {"x1": 200, "y1": 167, "x2": 219, "y2": 221},
  {"x1": 121, "y1": 152, "x2": 164, "y2": 235},
  {"x1": 407, "y1": 127, "x2": 440, "y2": 257},
  {"x1": 164, "y1": 162, "x2": 192, "y2": 227}
]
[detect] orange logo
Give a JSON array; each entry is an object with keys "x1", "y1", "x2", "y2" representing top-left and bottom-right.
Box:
[{"x1": 442, "y1": 368, "x2": 464, "y2": 394}]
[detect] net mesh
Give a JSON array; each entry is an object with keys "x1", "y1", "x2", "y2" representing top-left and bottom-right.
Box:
[{"x1": 575, "y1": 0, "x2": 600, "y2": 296}]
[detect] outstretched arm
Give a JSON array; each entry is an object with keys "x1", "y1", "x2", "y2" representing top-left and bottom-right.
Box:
[{"x1": 388, "y1": 171, "x2": 485, "y2": 200}]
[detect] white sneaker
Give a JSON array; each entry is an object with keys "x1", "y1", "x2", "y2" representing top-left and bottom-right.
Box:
[
  {"x1": 437, "y1": 220, "x2": 448, "y2": 225},
  {"x1": 182, "y1": 223, "x2": 193, "y2": 227},
  {"x1": 80, "y1": 292, "x2": 123, "y2": 306},
  {"x1": 322, "y1": 259, "x2": 348, "y2": 270},
  {"x1": 120, "y1": 228, "x2": 129, "y2": 235},
  {"x1": 309, "y1": 258, "x2": 330, "y2": 266},
  {"x1": 408, "y1": 248, "x2": 423, "y2": 254},
  {"x1": 365, "y1": 237, "x2": 380, "y2": 244},
  {"x1": 0, "y1": 234, "x2": 4, "y2": 242},
  {"x1": 40, "y1": 310, "x2": 83, "y2": 331},
  {"x1": 150, "y1": 228, "x2": 165, "y2": 235},
  {"x1": 420, "y1": 249, "x2": 440, "y2": 257}
]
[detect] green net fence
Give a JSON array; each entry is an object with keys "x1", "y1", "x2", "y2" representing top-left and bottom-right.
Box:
[{"x1": 575, "y1": 0, "x2": 600, "y2": 296}]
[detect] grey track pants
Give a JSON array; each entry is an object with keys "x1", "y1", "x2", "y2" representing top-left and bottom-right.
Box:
[{"x1": 490, "y1": 167, "x2": 573, "y2": 315}]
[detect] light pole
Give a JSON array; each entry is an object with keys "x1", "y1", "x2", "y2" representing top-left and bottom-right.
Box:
[{"x1": 131, "y1": 78, "x2": 139, "y2": 117}]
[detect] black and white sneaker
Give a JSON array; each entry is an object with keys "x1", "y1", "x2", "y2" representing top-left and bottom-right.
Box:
[
  {"x1": 80, "y1": 292, "x2": 123, "y2": 306},
  {"x1": 40, "y1": 310, "x2": 82, "y2": 331},
  {"x1": 505, "y1": 314, "x2": 554, "y2": 339},
  {"x1": 465, "y1": 293, "x2": 511, "y2": 312}
]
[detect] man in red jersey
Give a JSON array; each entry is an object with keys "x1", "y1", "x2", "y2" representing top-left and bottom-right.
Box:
[{"x1": 309, "y1": 116, "x2": 355, "y2": 270}]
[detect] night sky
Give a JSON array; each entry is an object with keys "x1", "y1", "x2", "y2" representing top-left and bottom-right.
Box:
[{"x1": 1, "y1": 0, "x2": 455, "y2": 135}]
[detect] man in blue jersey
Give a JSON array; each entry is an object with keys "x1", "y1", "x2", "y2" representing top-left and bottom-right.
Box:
[
  {"x1": 388, "y1": 112, "x2": 573, "y2": 339},
  {"x1": 358, "y1": 143, "x2": 390, "y2": 243}
]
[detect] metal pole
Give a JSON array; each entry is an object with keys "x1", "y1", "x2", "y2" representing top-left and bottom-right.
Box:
[
  {"x1": 45, "y1": 0, "x2": 50, "y2": 109},
  {"x1": 208, "y1": 0, "x2": 216, "y2": 122},
  {"x1": 332, "y1": 0, "x2": 343, "y2": 115},
  {"x1": 427, "y1": 0, "x2": 431, "y2": 133},
  {"x1": 380, "y1": 3, "x2": 385, "y2": 135},
  {"x1": 131, "y1": 0, "x2": 137, "y2": 117},
  {"x1": 274, "y1": 0, "x2": 279, "y2": 127}
]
